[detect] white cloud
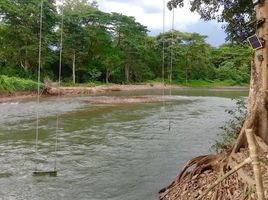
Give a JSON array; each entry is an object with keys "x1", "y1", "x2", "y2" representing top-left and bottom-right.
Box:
[{"x1": 97, "y1": 0, "x2": 200, "y2": 32}]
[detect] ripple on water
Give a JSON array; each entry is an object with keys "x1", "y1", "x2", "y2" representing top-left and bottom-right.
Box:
[{"x1": 0, "y1": 89, "x2": 248, "y2": 200}]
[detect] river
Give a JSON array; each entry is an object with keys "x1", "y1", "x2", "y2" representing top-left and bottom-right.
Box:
[{"x1": 0, "y1": 88, "x2": 248, "y2": 200}]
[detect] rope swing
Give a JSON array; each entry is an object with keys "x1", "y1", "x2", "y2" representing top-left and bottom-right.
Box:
[
  {"x1": 33, "y1": 0, "x2": 64, "y2": 177},
  {"x1": 168, "y1": 4, "x2": 175, "y2": 132},
  {"x1": 161, "y1": 0, "x2": 169, "y2": 131},
  {"x1": 162, "y1": 0, "x2": 166, "y2": 85},
  {"x1": 170, "y1": 7, "x2": 175, "y2": 84},
  {"x1": 54, "y1": 0, "x2": 64, "y2": 174},
  {"x1": 34, "y1": 0, "x2": 43, "y2": 175},
  {"x1": 162, "y1": 0, "x2": 177, "y2": 132}
]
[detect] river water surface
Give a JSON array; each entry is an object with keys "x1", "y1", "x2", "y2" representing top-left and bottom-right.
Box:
[{"x1": 0, "y1": 88, "x2": 248, "y2": 200}]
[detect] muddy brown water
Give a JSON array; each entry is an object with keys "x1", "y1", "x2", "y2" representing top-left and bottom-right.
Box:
[{"x1": 0, "y1": 88, "x2": 248, "y2": 200}]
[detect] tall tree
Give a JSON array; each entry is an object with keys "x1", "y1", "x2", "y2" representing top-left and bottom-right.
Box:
[
  {"x1": 62, "y1": 0, "x2": 98, "y2": 84},
  {"x1": 212, "y1": 44, "x2": 252, "y2": 83},
  {"x1": 156, "y1": 30, "x2": 214, "y2": 82},
  {"x1": 102, "y1": 47, "x2": 123, "y2": 83},
  {"x1": 0, "y1": 0, "x2": 57, "y2": 73},
  {"x1": 110, "y1": 13, "x2": 148, "y2": 82}
]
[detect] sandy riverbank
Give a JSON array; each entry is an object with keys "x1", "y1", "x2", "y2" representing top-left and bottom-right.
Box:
[
  {"x1": 0, "y1": 91, "x2": 37, "y2": 103},
  {"x1": 46, "y1": 83, "x2": 180, "y2": 95},
  {"x1": 0, "y1": 83, "x2": 248, "y2": 104},
  {"x1": 0, "y1": 84, "x2": 177, "y2": 103}
]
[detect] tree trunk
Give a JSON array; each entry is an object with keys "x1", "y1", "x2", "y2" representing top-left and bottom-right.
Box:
[
  {"x1": 72, "y1": 52, "x2": 76, "y2": 85},
  {"x1": 117, "y1": 32, "x2": 121, "y2": 47},
  {"x1": 20, "y1": 59, "x2": 30, "y2": 71},
  {"x1": 125, "y1": 64, "x2": 130, "y2": 83},
  {"x1": 105, "y1": 69, "x2": 109, "y2": 84},
  {"x1": 20, "y1": 40, "x2": 30, "y2": 71},
  {"x1": 185, "y1": 65, "x2": 188, "y2": 84},
  {"x1": 233, "y1": 1, "x2": 268, "y2": 152}
]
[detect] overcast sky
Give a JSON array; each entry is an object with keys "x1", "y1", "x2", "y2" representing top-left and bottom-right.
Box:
[{"x1": 97, "y1": 0, "x2": 226, "y2": 46}]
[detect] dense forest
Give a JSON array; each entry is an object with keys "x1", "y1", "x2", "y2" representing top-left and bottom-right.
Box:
[{"x1": 0, "y1": 0, "x2": 252, "y2": 86}]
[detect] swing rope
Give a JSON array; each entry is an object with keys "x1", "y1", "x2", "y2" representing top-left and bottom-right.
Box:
[
  {"x1": 54, "y1": 1, "x2": 64, "y2": 171},
  {"x1": 168, "y1": 6, "x2": 175, "y2": 131},
  {"x1": 35, "y1": 0, "x2": 63, "y2": 173},
  {"x1": 170, "y1": 7, "x2": 175, "y2": 84},
  {"x1": 35, "y1": 0, "x2": 43, "y2": 170},
  {"x1": 162, "y1": 0, "x2": 169, "y2": 129},
  {"x1": 162, "y1": 0, "x2": 166, "y2": 86}
]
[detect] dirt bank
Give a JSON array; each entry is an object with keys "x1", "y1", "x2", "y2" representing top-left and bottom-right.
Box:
[
  {"x1": 46, "y1": 83, "x2": 180, "y2": 95},
  {"x1": 0, "y1": 84, "x2": 248, "y2": 104},
  {"x1": 0, "y1": 91, "x2": 37, "y2": 103},
  {"x1": 0, "y1": 84, "x2": 177, "y2": 103}
]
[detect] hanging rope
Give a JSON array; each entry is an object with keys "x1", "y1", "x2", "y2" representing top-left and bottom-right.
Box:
[
  {"x1": 162, "y1": 0, "x2": 166, "y2": 85},
  {"x1": 162, "y1": 0, "x2": 169, "y2": 130},
  {"x1": 34, "y1": 0, "x2": 62, "y2": 173},
  {"x1": 168, "y1": 6, "x2": 175, "y2": 131},
  {"x1": 35, "y1": 0, "x2": 43, "y2": 170},
  {"x1": 170, "y1": 7, "x2": 175, "y2": 84},
  {"x1": 54, "y1": 1, "x2": 64, "y2": 171}
]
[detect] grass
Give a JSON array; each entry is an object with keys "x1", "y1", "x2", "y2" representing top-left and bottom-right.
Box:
[
  {"x1": 178, "y1": 80, "x2": 248, "y2": 87},
  {"x1": 69, "y1": 79, "x2": 248, "y2": 88},
  {"x1": 61, "y1": 81, "x2": 112, "y2": 87},
  {"x1": 181, "y1": 80, "x2": 234, "y2": 87},
  {"x1": 0, "y1": 76, "x2": 248, "y2": 94},
  {"x1": 0, "y1": 75, "x2": 41, "y2": 93},
  {"x1": 147, "y1": 79, "x2": 249, "y2": 87}
]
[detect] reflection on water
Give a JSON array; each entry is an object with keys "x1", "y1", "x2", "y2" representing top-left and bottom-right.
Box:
[{"x1": 0, "y1": 88, "x2": 248, "y2": 200}]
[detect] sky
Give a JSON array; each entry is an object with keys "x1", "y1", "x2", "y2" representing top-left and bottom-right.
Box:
[{"x1": 97, "y1": 0, "x2": 227, "y2": 47}]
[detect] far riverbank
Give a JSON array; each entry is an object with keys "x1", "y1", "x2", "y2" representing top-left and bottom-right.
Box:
[{"x1": 0, "y1": 83, "x2": 249, "y2": 104}]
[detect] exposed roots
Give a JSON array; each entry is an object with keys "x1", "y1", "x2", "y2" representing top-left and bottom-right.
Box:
[{"x1": 159, "y1": 137, "x2": 268, "y2": 200}]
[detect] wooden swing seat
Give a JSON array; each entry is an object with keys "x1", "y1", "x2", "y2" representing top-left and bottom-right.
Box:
[{"x1": 33, "y1": 170, "x2": 57, "y2": 177}]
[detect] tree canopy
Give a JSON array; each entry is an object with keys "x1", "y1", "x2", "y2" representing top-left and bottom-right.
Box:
[
  {"x1": 0, "y1": 0, "x2": 252, "y2": 85},
  {"x1": 167, "y1": 0, "x2": 255, "y2": 43}
]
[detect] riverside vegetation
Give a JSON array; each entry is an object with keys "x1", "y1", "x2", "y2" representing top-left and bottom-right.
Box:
[
  {"x1": 0, "y1": 0, "x2": 252, "y2": 93},
  {"x1": 211, "y1": 98, "x2": 247, "y2": 153}
]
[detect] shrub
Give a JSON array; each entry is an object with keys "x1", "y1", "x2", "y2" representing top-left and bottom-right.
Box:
[
  {"x1": 211, "y1": 98, "x2": 247, "y2": 153},
  {"x1": 0, "y1": 75, "x2": 41, "y2": 92}
]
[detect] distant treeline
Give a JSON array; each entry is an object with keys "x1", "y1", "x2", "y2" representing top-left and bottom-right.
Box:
[{"x1": 0, "y1": 0, "x2": 252, "y2": 84}]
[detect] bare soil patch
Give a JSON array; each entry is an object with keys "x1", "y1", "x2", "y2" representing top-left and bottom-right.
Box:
[{"x1": 0, "y1": 91, "x2": 36, "y2": 103}]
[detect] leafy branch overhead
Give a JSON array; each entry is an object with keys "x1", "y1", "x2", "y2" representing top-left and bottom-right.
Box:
[{"x1": 167, "y1": 0, "x2": 256, "y2": 43}]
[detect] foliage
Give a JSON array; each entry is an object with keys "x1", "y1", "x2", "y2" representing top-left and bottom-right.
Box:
[
  {"x1": 0, "y1": 1, "x2": 252, "y2": 86},
  {"x1": 0, "y1": 75, "x2": 41, "y2": 92},
  {"x1": 167, "y1": 0, "x2": 255, "y2": 43},
  {"x1": 211, "y1": 98, "x2": 247, "y2": 153},
  {"x1": 212, "y1": 44, "x2": 252, "y2": 83},
  {"x1": 62, "y1": 81, "x2": 104, "y2": 87},
  {"x1": 0, "y1": 0, "x2": 57, "y2": 72},
  {"x1": 179, "y1": 80, "x2": 239, "y2": 87}
]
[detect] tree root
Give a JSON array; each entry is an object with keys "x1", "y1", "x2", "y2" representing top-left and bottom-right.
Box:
[
  {"x1": 159, "y1": 136, "x2": 268, "y2": 200},
  {"x1": 159, "y1": 154, "x2": 225, "y2": 199}
]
